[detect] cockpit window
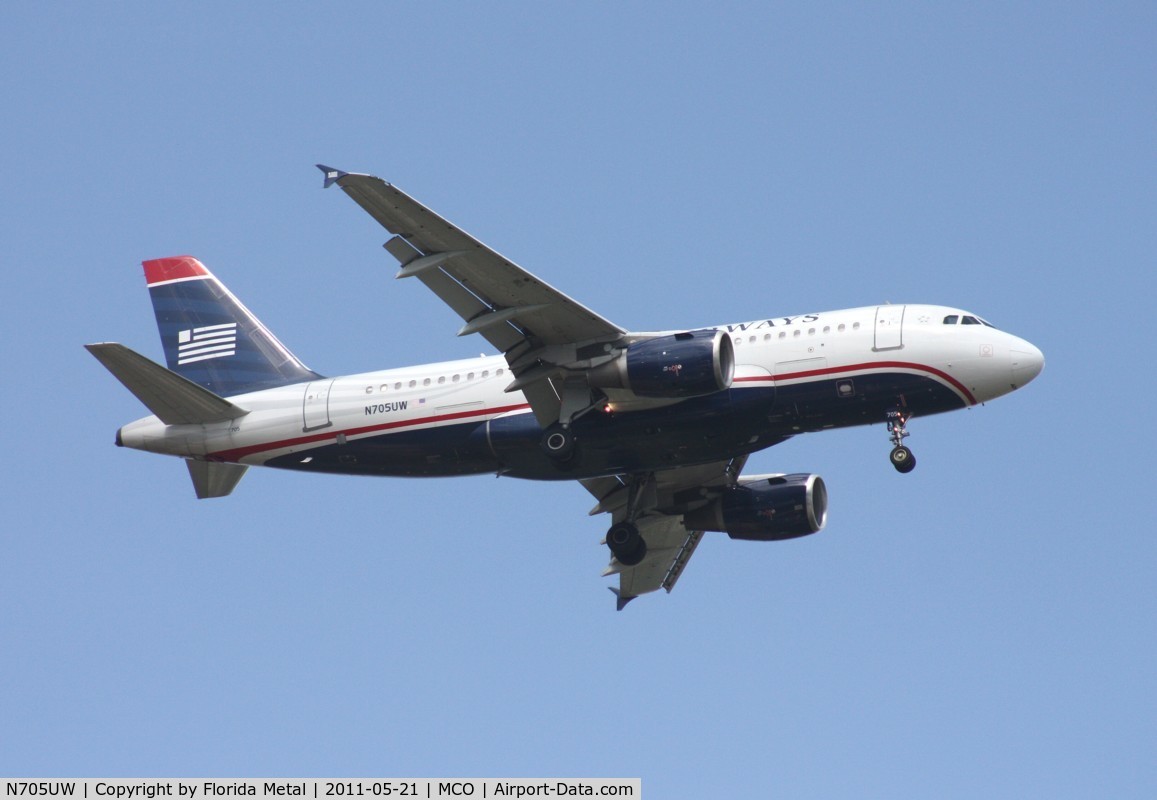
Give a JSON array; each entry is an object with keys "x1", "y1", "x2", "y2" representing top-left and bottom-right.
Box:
[{"x1": 946, "y1": 313, "x2": 999, "y2": 329}]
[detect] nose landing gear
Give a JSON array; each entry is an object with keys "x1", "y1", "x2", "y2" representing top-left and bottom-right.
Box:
[
  {"x1": 886, "y1": 407, "x2": 917, "y2": 474},
  {"x1": 889, "y1": 444, "x2": 916, "y2": 473}
]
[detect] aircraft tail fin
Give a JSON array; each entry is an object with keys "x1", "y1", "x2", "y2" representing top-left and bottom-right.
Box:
[
  {"x1": 143, "y1": 256, "x2": 322, "y2": 397},
  {"x1": 85, "y1": 342, "x2": 249, "y2": 425}
]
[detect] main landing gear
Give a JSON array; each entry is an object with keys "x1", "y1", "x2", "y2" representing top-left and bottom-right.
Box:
[
  {"x1": 540, "y1": 378, "x2": 604, "y2": 464},
  {"x1": 604, "y1": 474, "x2": 653, "y2": 566},
  {"x1": 540, "y1": 423, "x2": 576, "y2": 461},
  {"x1": 606, "y1": 521, "x2": 646, "y2": 566},
  {"x1": 886, "y1": 407, "x2": 917, "y2": 474}
]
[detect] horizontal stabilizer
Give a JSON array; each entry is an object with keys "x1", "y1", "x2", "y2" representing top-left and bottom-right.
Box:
[
  {"x1": 85, "y1": 343, "x2": 249, "y2": 425},
  {"x1": 185, "y1": 459, "x2": 248, "y2": 499}
]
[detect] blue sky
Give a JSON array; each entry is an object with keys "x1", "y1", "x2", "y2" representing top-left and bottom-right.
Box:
[{"x1": 2, "y1": 3, "x2": 1154, "y2": 796}]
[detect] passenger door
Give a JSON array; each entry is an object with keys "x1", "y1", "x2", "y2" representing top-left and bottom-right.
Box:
[
  {"x1": 873, "y1": 305, "x2": 906, "y2": 351},
  {"x1": 302, "y1": 379, "x2": 336, "y2": 431}
]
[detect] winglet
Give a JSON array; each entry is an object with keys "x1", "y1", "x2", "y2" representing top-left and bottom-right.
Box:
[
  {"x1": 316, "y1": 164, "x2": 347, "y2": 189},
  {"x1": 608, "y1": 587, "x2": 636, "y2": 611}
]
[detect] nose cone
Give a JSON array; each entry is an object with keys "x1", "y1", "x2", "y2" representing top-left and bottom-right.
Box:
[{"x1": 1011, "y1": 341, "x2": 1045, "y2": 388}]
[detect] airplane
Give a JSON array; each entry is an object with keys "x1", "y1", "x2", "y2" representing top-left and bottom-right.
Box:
[{"x1": 87, "y1": 165, "x2": 1045, "y2": 608}]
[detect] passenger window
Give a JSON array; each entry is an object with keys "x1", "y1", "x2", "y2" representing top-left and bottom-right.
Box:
[
  {"x1": 808, "y1": 328, "x2": 815, "y2": 335},
  {"x1": 423, "y1": 378, "x2": 431, "y2": 386},
  {"x1": 408, "y1": 380, "x2": 416, "y2": 388},
  {"x1": 380, "y1": 385, "x2": 389, "y2": 393},
  {"x1": 943, "y1": 315, "x2": 959, "y2": 324},
  {"x1": 497, "y1": 368, "x2": 504, "y2": 376},
  {"x1": 823, "y1": 326, "x2": 830, "y2": 334},
  {"x1": 366, "y1": 386, "x2": 374, "y2": 394},
  {"x1": 793, "y1": 330, "x2": 801, "y2": 338},
  {"x1": 467, "y1": 372, "x2": 475, "y2": 380},
  {"x1": 452, "y1": 374, "x2": 460, "y2": 382},
  {"x1": 481, "y1": 370, "x2": 489, "y2": 378},
  {"x1": 778, "y1": 332, "x2": 786, "y2": 339},
  {"x1": 394, "y1": 382, "x2": 402, "y2": 390},
  {"x1": 853, "y1": 322, "x2": 861, "y2": 330},
  {"x1": 437, "y1": 376, "x2": 445, "y2": 384},
  {"x1": 838, "y1": 324, "x2": 845, "y2": 332}
]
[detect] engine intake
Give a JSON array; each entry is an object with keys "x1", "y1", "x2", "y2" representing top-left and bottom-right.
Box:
[
  {"x1": 684, "y1": 474, "x2": 828, "y2": 541},
  {"x1": 590, "y1": 330, "x2": 734, "y2": 399}
]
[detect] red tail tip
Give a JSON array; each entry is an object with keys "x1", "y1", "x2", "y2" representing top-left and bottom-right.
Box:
[{"x1": 143, "y1": 256, "x2": 209, "y2": 286}]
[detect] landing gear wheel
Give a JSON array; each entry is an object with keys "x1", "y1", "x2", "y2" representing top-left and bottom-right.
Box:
[
  {"x1": 885, "y1": 405, "x2": 917, "y2": 474},
  {"x1": 606, "y1": 521, "x2": 647, "y2": 566},
  {"x1": 540, "y1": 424, "x2": 576, "y2": 461},
  {"x1": 890, "y1": 445, "x2": 916, "y2": 473}
]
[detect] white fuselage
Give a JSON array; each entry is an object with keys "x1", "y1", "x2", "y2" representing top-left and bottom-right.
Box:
[{"x1": 117, "y1": 304, "x2": 1043, "y2": 479}]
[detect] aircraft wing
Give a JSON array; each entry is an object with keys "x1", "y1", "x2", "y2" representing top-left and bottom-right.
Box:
[
  {"x1": 606, "y1": 515, "x2": 705, "y2": 610},
  {"x1": 319, "y1": 166, "x2": 627, "y2": 426},
  {"x1": 584, "y1": 456, "x2": 747, "y2": 609}
]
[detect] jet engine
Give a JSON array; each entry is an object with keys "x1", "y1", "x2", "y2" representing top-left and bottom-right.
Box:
[
  {"x1": 683, "y1": 474, "x2": 828, "y2": 541},
  {"x1": 589, "y1": 330, "x2": 734, "y2": 399}
]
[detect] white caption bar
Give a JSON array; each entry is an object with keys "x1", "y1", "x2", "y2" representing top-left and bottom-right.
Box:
[{"x1": 1, "y1": 780, "x2": 640, "y2": 800}]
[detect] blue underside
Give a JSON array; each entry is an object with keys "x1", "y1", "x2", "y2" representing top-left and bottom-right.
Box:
[{"x1": 264, "y1": 371, "x2": 966, "y2": 480}]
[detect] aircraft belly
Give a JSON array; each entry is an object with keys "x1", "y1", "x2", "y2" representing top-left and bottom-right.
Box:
[
  {"x1": 767, "y1": 369, "x2": 968, "y2": 434},
  {"x1": 264, "y1": 419, "x2": 502, "y2": 477},
  {"x1": 490, "y1": 389, "x2": 759, "y2": 480}
]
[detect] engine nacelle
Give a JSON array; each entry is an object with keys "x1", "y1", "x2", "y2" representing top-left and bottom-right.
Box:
[
  {"x1": 684, "y1": 474, "x2": 828, "y2": 541},
  {"x1": 590, "y1": 330, "x2": 734, "y2": 399}
]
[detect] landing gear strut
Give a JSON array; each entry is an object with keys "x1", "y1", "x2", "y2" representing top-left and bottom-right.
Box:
[
  {"x1": 541, "y1": 378, "x2": 602, "y2": 463},
  {"x1": 886, "y1": 407, "x2": 917, "y2": 474}
]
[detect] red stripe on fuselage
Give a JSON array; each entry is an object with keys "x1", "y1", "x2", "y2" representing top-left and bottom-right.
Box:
[
  {"x1": 209, "y1": 402, "x2": 532, "y2": 463},
  {"x1": 733, "y1": 360, "x2": 977, "y2": 405},
  {"x1": 143, "y1": 256, "x2": 210, "y2": 286}
]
